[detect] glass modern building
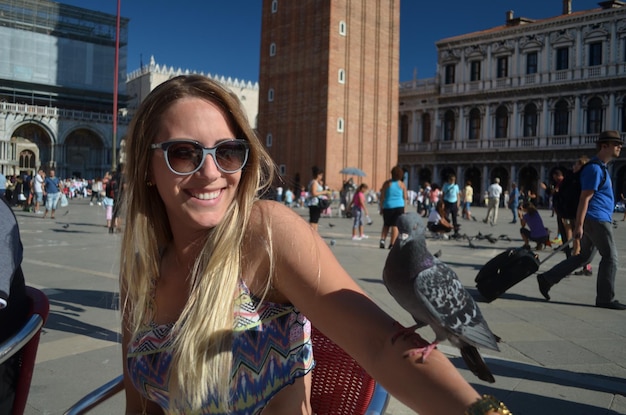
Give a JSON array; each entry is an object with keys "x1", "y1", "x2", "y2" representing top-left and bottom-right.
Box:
[{"x1": 0, "y1": 0, "x2": 129, "y2": 179}]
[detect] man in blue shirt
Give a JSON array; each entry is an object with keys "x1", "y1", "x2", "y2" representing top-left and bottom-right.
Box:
[
  {"x1": 537, "y1": 130, "x2": 624, "y2": 310},
  {"x1": 42, "y1": 169, "x2": 61, "y2": 219},
  {"x1": 442, "y1": 173, "x2": 461, "y2": 236}
]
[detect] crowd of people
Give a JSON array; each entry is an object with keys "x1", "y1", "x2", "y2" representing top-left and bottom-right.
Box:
[{"x1": 0, "y1": 168, "x2": 124, "y2": 233}]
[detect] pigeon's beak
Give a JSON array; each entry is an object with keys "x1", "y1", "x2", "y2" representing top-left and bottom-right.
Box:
[{"x1": 400, "y1": 232, "x2": 409, "y2": 241}]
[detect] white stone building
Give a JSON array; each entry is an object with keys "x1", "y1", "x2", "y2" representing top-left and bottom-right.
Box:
[
  {"x1": 125, "y1": 56, "x2": 259, "y2": 130},
  {"x1": 398, "y1": 0, "x2": 626, "y2": 204}
]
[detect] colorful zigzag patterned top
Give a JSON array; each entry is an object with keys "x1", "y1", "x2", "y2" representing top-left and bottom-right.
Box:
[{"x1": 127, "y1": 279, "x2": 313, "y2": 414}]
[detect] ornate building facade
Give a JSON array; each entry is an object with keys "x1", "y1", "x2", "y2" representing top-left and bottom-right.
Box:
[
  {"x1": 0, "y1": 0, "x2": 130, "y2": 179},
  {"x1": 398, "y1": 0, "x2": 626, "y2": 204}
]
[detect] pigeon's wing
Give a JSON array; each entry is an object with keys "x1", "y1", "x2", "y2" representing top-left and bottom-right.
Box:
[{"x1": 414, "y1": 262, "x2": 498, "y2": 351}]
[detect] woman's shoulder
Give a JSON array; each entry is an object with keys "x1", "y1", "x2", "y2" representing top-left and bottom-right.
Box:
[{"x1": 250, "y1": 200, "x2": 307, "y2": 232}]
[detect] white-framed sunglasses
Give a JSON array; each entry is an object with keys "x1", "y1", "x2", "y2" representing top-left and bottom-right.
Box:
[{"x1": 150, "y1": 139, "x2": 249, "y2": 175}]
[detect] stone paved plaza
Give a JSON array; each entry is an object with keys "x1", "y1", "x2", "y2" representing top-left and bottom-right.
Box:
[{"x1": 12, "y1": 198, "x2": 626, "y2": 414}]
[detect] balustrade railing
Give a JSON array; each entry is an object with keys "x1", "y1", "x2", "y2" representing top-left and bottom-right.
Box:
[
  {"x1": 0, "y1": 102, "x2": 130, "y2": 123},
  {"x1": 398, "y1": 133, "x2": 624, "y2": 154}
]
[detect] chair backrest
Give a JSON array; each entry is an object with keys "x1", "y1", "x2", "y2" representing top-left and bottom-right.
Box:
[
  {"x1": 0, "y1": 286, "x2": 50, "y2": 415},
  {"x1": 310, "y1": 325, "x2": 388, "y2": 415}
]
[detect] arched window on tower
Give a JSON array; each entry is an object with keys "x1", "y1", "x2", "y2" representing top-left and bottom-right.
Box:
[
  {"x1": 468, "y1": 108, "x2": 481, "y2": 140},
  {"x1": 554, "y1": 99, "x2": 569, "y2": 136},
  {"x1": 523, "y1": 103, "x2": 538, "y2": 137},
  {"x1": 495, "y1": 106, "x2": 508, "y2": 138},
  {"x1": 443, "y1": 110, "x2": 455, "y2": 141},
  {"x1": 339, "y1": 21, "x2": 347, "y2": 36},
  {"x1": 586, "y1": 97, "x2": 603, "y2": 134}
]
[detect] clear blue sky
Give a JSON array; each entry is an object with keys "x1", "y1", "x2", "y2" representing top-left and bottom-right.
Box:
[{"x1": 61, "y1": 0, "x2": 601, "y2": 83}]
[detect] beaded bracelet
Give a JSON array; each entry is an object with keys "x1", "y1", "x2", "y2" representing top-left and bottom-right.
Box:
[{"x1": 465, "y1": 395, "x2": 512, "y2": 415}]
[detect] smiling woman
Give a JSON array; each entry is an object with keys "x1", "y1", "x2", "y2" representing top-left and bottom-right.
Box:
[{"x1": 118, "y1": 74, "x2": 508, "y2": 415}]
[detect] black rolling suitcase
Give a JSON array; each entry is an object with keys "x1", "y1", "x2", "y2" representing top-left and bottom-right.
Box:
[{"x1": 475, "y1": 240, "x2": 572, "y2": 302}]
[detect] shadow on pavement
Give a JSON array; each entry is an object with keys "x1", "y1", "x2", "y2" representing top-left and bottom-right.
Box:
[
  {"x1": 44, "y1": 312, "x2": 121, "y2": 343},
  {"x1": 47, "y1": 289, "x2": 119, "y2": 310},
  {"x1": 472, "y1": 386, "x2": 623, "y2": 415},
  {"x1": 43, "y1": 289, "x2": 121, "y2": 342},
  {"x1": 450, "y1": 356, "x2": 626, "y2": 396}
]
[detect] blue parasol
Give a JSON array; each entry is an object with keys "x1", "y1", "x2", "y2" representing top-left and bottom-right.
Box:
[{"x1": 339, "y1": 167, "x2": 366, "y2": 177}]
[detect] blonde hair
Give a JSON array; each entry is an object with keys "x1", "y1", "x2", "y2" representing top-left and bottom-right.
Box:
[{"x1": 120, "y1": 75, "x2": 275, "y2": 411}]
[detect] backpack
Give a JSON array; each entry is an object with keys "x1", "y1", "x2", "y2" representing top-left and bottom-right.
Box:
[
  {"x1": 555, "y1": 160, "x2": 606, "y2": 220},
  {"x1": 106, "y1": 177, "x2": 119, "y2": 199}
]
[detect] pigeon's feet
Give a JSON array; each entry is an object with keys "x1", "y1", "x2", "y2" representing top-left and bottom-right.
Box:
[
  {"x1": 404, "y1": 342, "x2": 439, "y2": 362},
  {"x1": 390, "y1": 323, "x2": 438, "y2": 362},
  {"x1": 390, "y1": 322, "x2": 422, "y2": 345}
]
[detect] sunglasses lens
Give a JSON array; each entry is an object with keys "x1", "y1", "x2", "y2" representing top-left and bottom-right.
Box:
[
  {"x1": 214, "y1": 141, "x2": 249, "y2": 172},
  {"x1": 162, "y1": 140, "x2": 249, "y2": 174},
  {"x1": 166, "y1": 142, "x2": 204, "y2": 174}
]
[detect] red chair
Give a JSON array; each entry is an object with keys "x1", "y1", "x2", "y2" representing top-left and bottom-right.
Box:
[
  {"x1": 64, "y1": 326, "x2": 389, "y2": 414},
  {"x1": 0, "y1": 286, "x2": 50, "y2": 415},
  {"x1": 310, "y1": 326, "x2": 389, "y2": 415}
]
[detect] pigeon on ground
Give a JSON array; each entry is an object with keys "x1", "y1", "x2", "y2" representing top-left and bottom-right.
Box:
[
  {"x1": 486, "y1": 235, "x2": 498, "y2": 244},
  {"x1": 475, "y1": 232, "x2": 485, "y2": 240},
  {"x1": 466, "y1": 236, "x2": 477, "y2": 249},
  {"x1": 62, "y1": 224, "x2": 70, "y2": 229},
  {"x1": 383, "y1": 212, "x2": 499, "y2": 383},
  {"x1": 433, "y1": 249, "x2": 442, "y2": 258},
  {"x1": 499, "y1": 234, "x2": 512, "y2": 242},
  {"x1": 328, "y1": 223, "x2": 336, "y2": 228}
]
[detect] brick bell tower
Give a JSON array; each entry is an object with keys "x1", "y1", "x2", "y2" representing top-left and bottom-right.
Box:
[{"x1": 258, "y1": 0, "x2": 400, "y2": 193}]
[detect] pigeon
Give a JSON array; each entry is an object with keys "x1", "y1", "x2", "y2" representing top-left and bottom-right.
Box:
[
  {"x1": 499, "y1": 234, "x2": 512, "y2": 242},
  {"x1": 383, "y1": 212, "x2": 499, "y2": 383},
  {"x1": 433, "y1": 249, "x2": 442, "y2": 258},
  {"x1": 328, "y1": 223, "x2": 336, "y2": 228},
  {"x1": 62, "y1": 224, "x2": 70, "y2": 229},
  {"x1": 466, "y1": 236, "x2": 477, "y2": 249},
  {"x1": 486, "y1": 235, "x2": 498, "y2": 244}
]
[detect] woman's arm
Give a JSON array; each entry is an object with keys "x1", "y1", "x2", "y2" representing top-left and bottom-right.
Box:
[
  {"x1": 359, "y1": 192, "x2": 368, "y2": 216},
  {"x1": 309, "y1": 180, "x2": 329, "y2": 198},
  {"x1": 379, "y1": 181, "x2": 389, "y2": 211},
  {"x1": 259, "y1": 202, "x2": 503, "y2": 415},
  {"x1": 400, "y1": 182, "x2": 408, "y2": 205}
]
